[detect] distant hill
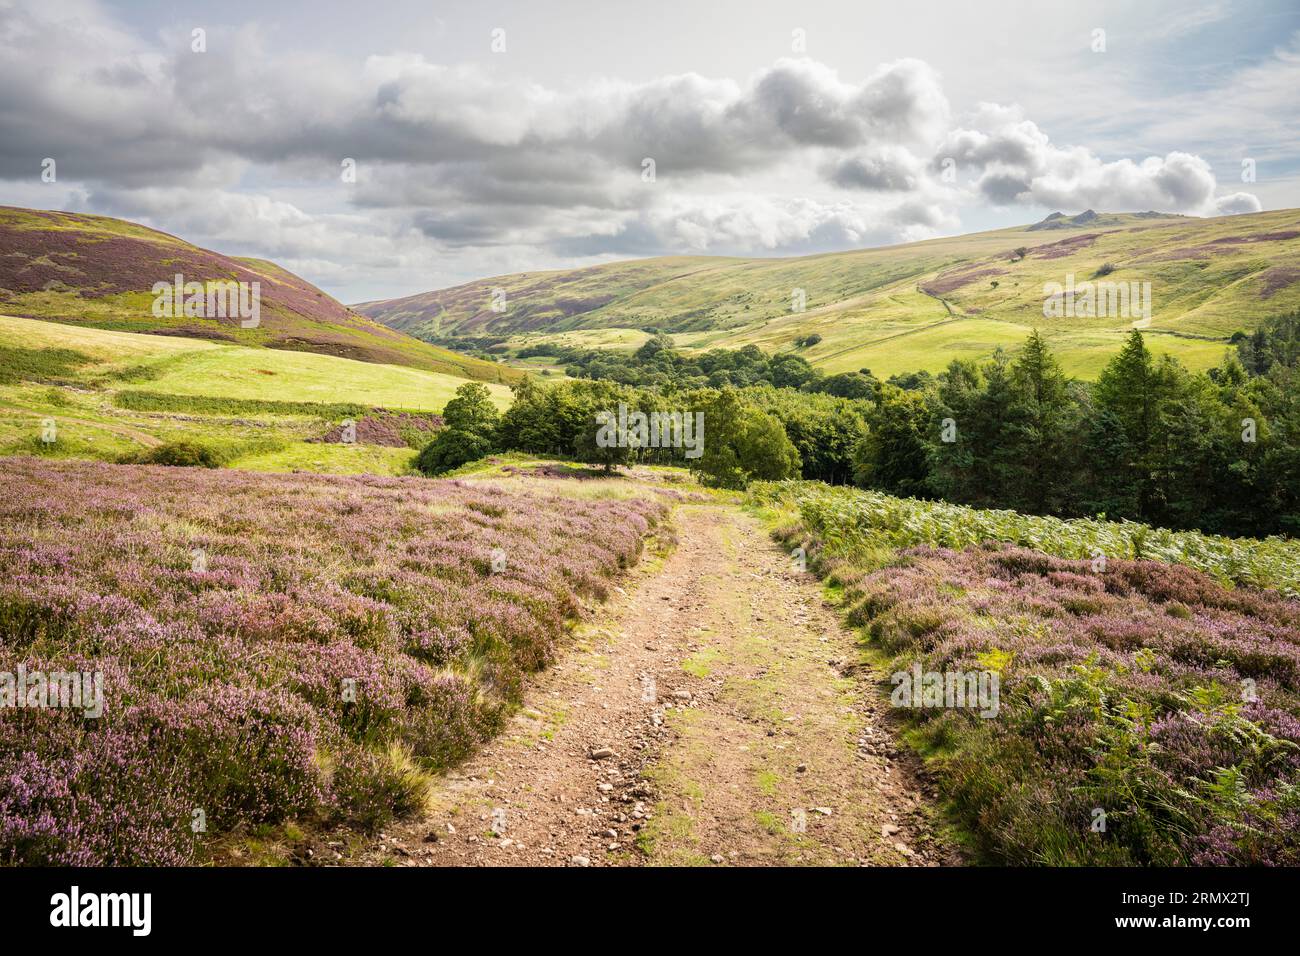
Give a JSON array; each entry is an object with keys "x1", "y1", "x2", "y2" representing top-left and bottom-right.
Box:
[
  {"x1": 355, "y1": 208, "x2": 1300, "y2": 378},
  {"x1": 0, "y1": 206, "x2": 516, "y2": 383}
]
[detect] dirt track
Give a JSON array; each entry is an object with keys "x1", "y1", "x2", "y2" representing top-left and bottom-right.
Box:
[{"x1": 346, "y1": 502, "x2": 952, "y2": 866}]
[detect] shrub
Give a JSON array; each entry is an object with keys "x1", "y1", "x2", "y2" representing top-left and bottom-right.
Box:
[
  {"x1": 140, "y1": 440, "x2": 223, "y2": 468},
  {"x1": 114, "y1": 389, "x2": 367, "y2": 419},
  {"x1": 0, "y1": 345, "x2": 91, "y2": 385},
  {"x1": 415, "y1": 428, "x2": 495, "y2": 475},
  {"x1": 329, "y1": 742, "x2": 431, "y2": 832},
  {"x1": 415, "y1": 382, "x2": 500, "y2": 476}
]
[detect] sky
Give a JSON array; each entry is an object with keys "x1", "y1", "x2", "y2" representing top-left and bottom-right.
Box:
[{"x1": 1, "y1": 0, "x2": 1297, "y2": 303}]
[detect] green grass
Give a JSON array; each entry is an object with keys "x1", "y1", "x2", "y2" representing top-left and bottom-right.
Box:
[
  {"x1": 0, "y1": 344, "x2": 93, "y2": 384},
  {"x1": 0, "y1": 312, "x2": 213, "y2": 361},
  {"x1": 0, "y1": 314, "x2": 509, "y2": 409},
  {"x1": 131, "y1": 343, "x2": 509, "y2": 410},
  {"x1": 362, "y1": 208, "x2": 1300, "y2": 380},
  {"x1": 113, "y1": 390, "x2": 370, "y2": 419},
  {"x1": 231, "y1": 442, "x2": 417, "y2": 476},
  {"x1": 506, "y1": 327, "x2": 652, "y2": 354},
  {"x1": 0, "y1": 314, "x2": 509, "y2": 476},
  {"x1": 790, "y1": 318, "x2": 1233, "y2": 379},
  {"x1": 681, "y1": 646, "x2": 720, "y2": 678}
]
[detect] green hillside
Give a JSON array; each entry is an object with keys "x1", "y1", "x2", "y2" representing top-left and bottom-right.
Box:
[
  {"x1": 357, "y1": 208, "x2": 1300, "y2": 378},
  {"x1": 0, "y1": 314, "x2": 511, "y2": 475},
  {"x1": 0, "y1": 205, "x2": 518, "y2": 384}
]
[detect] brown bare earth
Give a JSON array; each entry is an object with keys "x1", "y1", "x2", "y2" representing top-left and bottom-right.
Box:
[
  {"x1": 1030, "y1": 232, "x2": 1101, "y2": 259},
  {"x1": 335, "y1": 501, "x2": 953, "y2": 867},
  {"x1": 920, "y1": 266, "x2": 1005, "y2": 296}
]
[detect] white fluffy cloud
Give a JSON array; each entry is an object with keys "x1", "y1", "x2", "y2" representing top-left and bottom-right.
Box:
[
  {"x1": 935, "y1": 104, "x2": 1261, "y2": 215},
  {"x1": 0, "y1": 0, "x2": 1266, "y2": 300}
]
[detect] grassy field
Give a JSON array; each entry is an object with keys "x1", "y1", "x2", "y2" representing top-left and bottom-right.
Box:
[
  {"x1": 0, "y1": 315, "x2": 511, "y2": 475},
  {"x1": 510, "y1": 327, "x2": 652, "y2": 352},
  {"x1": 360, "y1": 208, "x2": 1300, "y2": 380},
  {"x1": 764, "y1": 315, "x2": 1233, "y2": 379}
]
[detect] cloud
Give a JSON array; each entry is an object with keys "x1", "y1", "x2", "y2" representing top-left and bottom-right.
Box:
[
  {"x1": 824, "y1": 146, "x2": 923, "y2": 191},
  {"x1": 935, "y1": 104, "x2": 1260, "y2": 215},
  {"x1": 68, "y1": 184, "x2": 429, "y2": 290},
  {"x1": 1214, "y1": 192, "x2": 1264, "y2": 215},
  {"x1": 0, "y1": 0, "x2": 1269, "y2": 300}
]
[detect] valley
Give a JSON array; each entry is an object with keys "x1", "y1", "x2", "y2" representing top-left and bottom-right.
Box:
[
  {"x1": 357, "y1": 208, "x2": 1300, "y2": 379},
  {"x1": 1, "y1": 203, "x2": 1297, "y2": 870},
  {"x1": 4, "y1": 0, "x2": 1298, "y2": 933}
]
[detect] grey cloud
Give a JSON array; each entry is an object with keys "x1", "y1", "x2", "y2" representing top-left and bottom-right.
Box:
[
  {"x1": 0, "y1": 1, "x2": 953, "y2": 194},
  {"x1": 747, "y1": 60, "x2": 868, "y2": 148},
  {"x1": 826, "y1": 148, "x2": 922, "y2": 191},
  {"x1": 976, "y1": 169, "x2": 1032, "y2": 205},
  {"x1": 412, "y1": 210, "x2": 512, "y2": 245},
  {"x1": 351, "y1": 152, "x2": 633, "y2": 212}
]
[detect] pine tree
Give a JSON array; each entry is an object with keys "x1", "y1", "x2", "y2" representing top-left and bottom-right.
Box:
[
  {"x1": 853, "y1": 385, "x2": 932, "y2": 496},
  {"x1": 1010, "y1": 330, "x2": 1075, "y2": 513},
  {"x1": 1095, "y1": 330, "x2": 1157, "y2": 450},
  {"x1": 1078, "y1": 407, "x2": 1141, "y2": 518}
]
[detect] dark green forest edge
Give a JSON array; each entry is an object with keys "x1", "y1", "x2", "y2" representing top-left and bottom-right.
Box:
[{"x1": 424, "y1": 312, "x2": 1300, "y2": 540}]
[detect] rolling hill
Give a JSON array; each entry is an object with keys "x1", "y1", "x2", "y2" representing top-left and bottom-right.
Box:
[
  {"x1": 356, "y1": 208, "x2": 1300, "y2": 378},
  {"x1": 0, "y1": 205, "x2": 516, "y2": 384},
  {"x1": 0, "y1": 313, "x2": 512, "y2": 475}
]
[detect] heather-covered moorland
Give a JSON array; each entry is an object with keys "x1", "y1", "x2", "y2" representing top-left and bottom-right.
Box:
[
  {"x1": 755, "y1": 481, "x2": 1300, "y2": 864},
  {"x1": 0, "y1": 206, "x2": 516, "y2": 383},
  {"x1": 0, "y1": 457, "x2": 665, "y2": 865},
  {"x1": 359, "y1": 208, "x2": 1300, "y2": 380}
]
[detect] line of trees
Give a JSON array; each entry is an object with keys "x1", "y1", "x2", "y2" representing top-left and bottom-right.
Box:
[
  {"x1": 521, "y1": 334, "x2": 880, "y2": 398},
  {"x1": 858, "y1": 316, "x2": 1300, "y2": 537},
  {"x1": 416, "y1": 376, "x2": 810, "y2": 489},
  {"x1": 419, "y1": 312, "x2": 1300, "y2": 537}
]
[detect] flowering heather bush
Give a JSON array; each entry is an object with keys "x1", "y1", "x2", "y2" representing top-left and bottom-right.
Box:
[
  {"x1": 766, "y1": 491, "x2": 1300, "y2": 865},
  {"x1": 0, "y1": 457, "x2": 664, "y2": 864},
  {"x1": 313, "y1": 411, "x2": 443, "y2": 448}
]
